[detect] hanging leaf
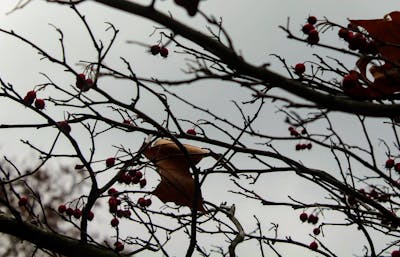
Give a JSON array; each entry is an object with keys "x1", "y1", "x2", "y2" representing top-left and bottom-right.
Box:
[
  {"x1": 174, "y1": 0, "x2": 200, "y2": 16},
  {"x1": 143, "y1": 138, "x2": 209, "y2": 212}
]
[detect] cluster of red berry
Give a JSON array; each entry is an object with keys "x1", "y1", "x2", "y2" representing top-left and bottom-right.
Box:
[
  {"x1": 58, "y1": 204, "x2": 94, "y2": 221},
  {"x1": 299, "y1": 212, "x2": 320, "y2": 250},
  {"x1": 174, "y1": 0, "x2": 200, "y2": 16},
  {"x1": 385, "y1": 158, "x2": 400, "y2": 171},
  {"x1": 150, "y1": 45, "x2": 169, "y2": 58},
  {"x1": 76, "y1": 73, "x2": 93, "y2": 92},
  {"x1": 117, "y1": 169, "x2": 147, "y2": 188},
  {"x1": 23, "y1": 90, "x2": 45, "y2": 110},
  {"x1": 288, "y1": 127, "x2": 313, "y2": 150},
  {"x1": 301, "y1": 16, "x2": 319, "y2": 45},
  {"x1": 338, "y1": 25, "x2": 378, "y2": 55}
]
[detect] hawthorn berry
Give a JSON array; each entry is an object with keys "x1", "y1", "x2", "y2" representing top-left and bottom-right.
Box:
[
  {"x1": 395, "y1": 163, "x2": 400, "y2": 172},
  {"x1": 131, "y1": 174, "x2": 141, "y2": 184},
  {"x1": 34, "y1": 98, "x2": 45, "y2": 110},
  {"x1": 307, "y1": 16, "x2": 317, "y2": 25},
  {"x1": 295, "y1": 144, "x2": 302, "y2": 151},
  {"x1": 294, "y1": 63, "x2": 306, "y2": 75},
  {"x1": 111, "y1": 217, "x2": 119, "y2": 227},
  {"x1": 308, "y1": 214, "x2": 318, "y2": 224},
  {"x1": 160, "y1": 47, "x2": 169, "y2": 58},
  {"x1": 309, "y1": 241, "x2": 318, "y2": 250},
  {"x1": 23, "y1": 90, "x2": 36, "y2": 105},
  {"x1": 386, "y1": 159, "x2": 395, "y2": 169},
  {"x1": 108, "y1": 188, "x2": 118, "y2": 195},
  {"x1": 108, "y1": 197, "x2": 119, "y2": 209},
  {"x1": 150, "y1": 45, "x2": 161, "y2": 55},
  {"x1": 114, "y1": 241, "x2": 124, "y2": 252},
  {"x1": 306, "y1": 143, "x2": 312, "y2": 150},
  {"x1": 106, "y1": 157, "x2": 116, "y2": 167},
  {"x1": 57, "y1": 121, "x2": 71, "y2": 134},
  {"x1": 302, "y1": 23, "x2": 315, "y2": 35},
  {"x1": 313, "y1": 227, "x2": 321, "y2": 235},
  {"x1": 58, "y1": 204, "x2": 67, "y2": 213},
  {"x1": 138, "y1": 197, "x2": 147, "y2": 207},
  {"x1": 145, "y1": 198, "x2": 152, "y2": 207},
  {"x1": 338, "y1": 28, "x2": 350, "y2": 40},
  {"x1": 307, "y1": 29, "x2": 319, "y2": 45},
  {"x1": 116, "y1": 209, "x2": 124, "y2": 218},
  {"x1": 18, "y1": 196, "x2": 28, "y2": 207},
  {"x1": 66, "y1": 207, "x2": 74, "y2": 216},
  {"x1": 87, "y1": 211, "x2": 94, "y2": 221},
  {"x1": 186, "y1": 128, "x2": 196, "y2": 135},
  {"x1": 73, "y1": 208, "x2": 82, "y2": 219},
  {"x1": 123, "y1": 210, "x2": 131, "y2": 218},
  {"x1": 392, "y1": 250, "x2": 400, "y2": 257},
  {"x1": 139, "y1": 178, "x2": 147, "y2": 188},
  {"x1": 299, "y1": 212, "x2": 308, "y2": 222}
]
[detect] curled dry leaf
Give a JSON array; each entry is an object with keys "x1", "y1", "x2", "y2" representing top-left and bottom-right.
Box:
[
  {"x1": 345, "y1": 11, "x2": 400, "y2": 98},
  {"x1": 143, "y1": 138, "x2": 209, "y2": 212}
]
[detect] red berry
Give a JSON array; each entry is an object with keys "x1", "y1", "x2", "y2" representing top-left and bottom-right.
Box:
[
  {"x1": 299, "y1": 212, "x2": 308, "y2": 222},
  {"x1": 145, "y1": 198, "x2": 152, "y2": 207},
  {"x1": 186, "y1": 128, "x2": 196, "y2": 135},
  {"x1": 306, "y1": 143, "x2": 312, "y2": 149},
  {"x1": 394, "y1": 163, "x2": 400, "y2": 172},
  {"x1": 309, "y1": 241, "x2": 318, "y2": 250},
  {"x1": 58, "y1": 204, "x2": 67, "y2": 213},
  {"x1": 57, "y1": 121, "x2": 71, "y2": 134},
  {"x1": 66, "y1": 207, "x2": 74, "y2": 216},
  {"x1": 294, "y1": 63, "x2": 306, "y2": 75},
  {"x1": 135, "y1": 171, "x2": 143, "y2": 179},
  {"x1": 23, "y1": 90, "x2": 36, "y2": 105},
  {"x1": 111, "y1": 217, "x2": 119, "y2": 227},
  {"x1": 307, "y1": 29, "x2": 319, "y2": 45},
  {"x1": 106, "y1": 157, "x2": 116, "y2": 167},
  {"x1": 76, "y1": 73, "x2": 86, "y2": 90},
  {"x1": 18, "y1": 196, "x2": 28, "y2": 207},
  {"x1": 108, "y1": 197, "x2": 119, "y2": 209},
  {"x1": 150, "y1": 45, "x2": 161, "y2": 55},
  {"x1": 307, "y1": 16, "x2": 317, "y2": 25},
  {"x1": 386, "y1": 159, "x2": 395, "y2": 169},
  {"x1": 295, "y1": 144, "x2": 302, "y2": 151},
  {"x1": 308, "y1": 214, "x2": 319, "y2": 224},
  {"x1": 34, "y1": 98, "x2": 45, "y2": 110},
  {"x1": 73, "y1": 208, "x2": 82, "y2": 219},
  {"x1": 114, "y1": 241, "x2": 124, "y2": 252},
  {"x1": 290, "y1": 129, "x2": 299, "y2": 137},
  {"x1": 123, "y1": 210, "x2": 131, "y2": 218},
  {"x1": 116, "y1": 209, "x2": 124, "y2": 218},
  {"x1": 338, "y1": 28, "x2": 350, "y2": 39},
  {"x1": 122, "y1": 119, "x2": 131, "y2": 125},
  {"x1": 138, "y1": 197, "x2": 147, "y2": 207},
  {"x1": 302, "y1": 23, "x2": 315, "y2": 35},
  {"x1": 392, "y1": 250, "x2": 400, "y2": 257},
  {"x1": 160, "y1": 47, "x2": 169, "y2": 58},
  {"x1": 313, "y1": 227, "x2": 321, "y2": 235},
  {"x1": 87, "y1": 211, "x2": 94, "y2": 221},
  {"x1": 108, "y1": 188, "x2": 118, "y2": 195},
  {"x1": 139, "y1": 178, "x2": 147, "y2": 188}
]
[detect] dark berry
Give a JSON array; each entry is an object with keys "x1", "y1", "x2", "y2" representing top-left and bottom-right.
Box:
[
  {"x1": 307, "y1": 16, "x2": 317, "y2": 25},
  {"x1": 294, "y1": 63, "x2": 306, "y2": 75}
]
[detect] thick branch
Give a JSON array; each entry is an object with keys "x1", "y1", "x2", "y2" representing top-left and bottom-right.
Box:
[
  {"x1": 92, "y1": 0, "x2": 400, "y2": 117},
  {"x1": 0, "y1": 214, "x2": 126, "y2": 257}
]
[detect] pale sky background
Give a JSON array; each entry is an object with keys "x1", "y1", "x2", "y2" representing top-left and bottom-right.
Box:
[{"x1": 0, "y1": 1, "x2": 399, "y2": 257}]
